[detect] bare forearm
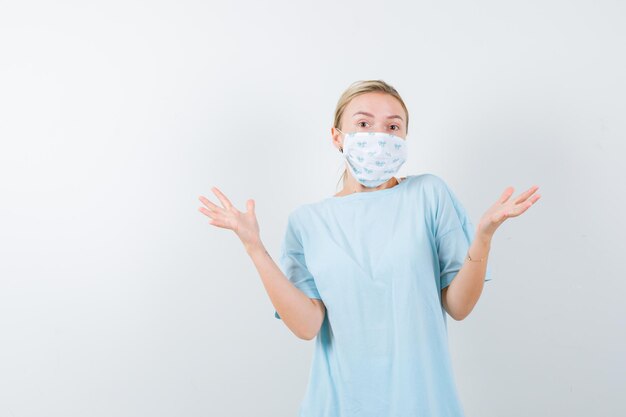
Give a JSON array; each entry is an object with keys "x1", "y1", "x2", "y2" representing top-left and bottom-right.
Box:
[
  {"x1": 443, "y1": 234, "x2": 492, "y2": 320},
  {"x1": 245, "y1": 241, "x2": 324, "y2": 340}
]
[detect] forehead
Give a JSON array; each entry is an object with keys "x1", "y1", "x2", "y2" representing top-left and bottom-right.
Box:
[{"x1": 345, "y1": 92, "x2": 404, "y2": 117}]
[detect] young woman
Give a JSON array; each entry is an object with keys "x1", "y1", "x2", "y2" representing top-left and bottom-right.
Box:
[{"x1": 199, "y1": 80, "x2": 541, "y2": 416}]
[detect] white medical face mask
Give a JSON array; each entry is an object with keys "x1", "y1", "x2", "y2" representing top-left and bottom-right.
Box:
[{"x1": 337, "y1": 129, "x2": 408, "y2": 188}]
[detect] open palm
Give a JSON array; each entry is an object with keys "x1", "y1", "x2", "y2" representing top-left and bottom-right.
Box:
[
  {"x1": 198, "y1": 187, "x2": 261, "y2": 248},
  {"x1": 477, "y1": 185, "x2": 541, "y2": 238}
]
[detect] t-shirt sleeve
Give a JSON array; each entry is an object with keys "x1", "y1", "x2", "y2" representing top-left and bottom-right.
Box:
[
  {"x1": 433, "y1": 178, "x2": 493, "y2": 290},
  {"x1": 274, "y1": 211, "x2": 322, "y2": 320}
]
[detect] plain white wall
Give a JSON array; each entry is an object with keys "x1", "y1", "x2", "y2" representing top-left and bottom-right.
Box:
[{"x1": 1, "y1": 0, "x2": 624, "y2": 416}]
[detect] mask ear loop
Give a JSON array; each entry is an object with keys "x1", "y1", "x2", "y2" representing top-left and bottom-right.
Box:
[{"x1": 336, "y1": 128, "x2": 345, "y2": 153}]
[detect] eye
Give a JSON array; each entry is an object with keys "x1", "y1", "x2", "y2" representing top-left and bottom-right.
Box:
[
  {"x1": 358, "y1": 121, "x2": 369, "y2": 128},
  {"x1": 390, "y1": 124, "x2": 400, "y2": 131}
]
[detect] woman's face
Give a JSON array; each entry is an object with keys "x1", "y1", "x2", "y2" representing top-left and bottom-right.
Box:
[{"x1": 332, "y1": 92, "x2": 408, "y2": 152}]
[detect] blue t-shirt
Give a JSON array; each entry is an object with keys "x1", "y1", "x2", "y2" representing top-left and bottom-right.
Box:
[{"x1": 274, "y1": 173, "x2": 492, "y2": 417}]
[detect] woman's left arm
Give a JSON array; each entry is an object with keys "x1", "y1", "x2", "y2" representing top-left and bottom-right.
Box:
[{"x1": 442, "y1": 185, "x2": 541, "y2": 320}]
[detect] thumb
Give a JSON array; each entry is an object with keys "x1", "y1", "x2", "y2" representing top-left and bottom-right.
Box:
[{"x1": 247, "y1": 199, "x2": 255, "y2": 213}]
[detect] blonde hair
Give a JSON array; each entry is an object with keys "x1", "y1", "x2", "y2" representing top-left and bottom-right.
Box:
[{"x1": 333, "y1": 80, "x2": 410, "y2": 190}]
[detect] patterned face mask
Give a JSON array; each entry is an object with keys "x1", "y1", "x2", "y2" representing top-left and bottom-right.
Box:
[{"x1": 337, "y1": 129, "x2": 408, "y2": 188}]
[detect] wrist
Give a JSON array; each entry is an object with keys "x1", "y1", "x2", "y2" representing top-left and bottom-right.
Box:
[
  {"x1": 467, "y1": 236, "x2": 491, "y2": 262},
  {"x1": 475, "y1": 232, "x2": 493, "y2": 246},
  {"x1": 244, "y1": 240, "x2": 266, "y2": 256}
]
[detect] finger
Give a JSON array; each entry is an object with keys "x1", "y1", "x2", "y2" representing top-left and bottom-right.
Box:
[
  {"x1": 198, "y1": 207, "x2": 221, "y2": 219},
  {"x1": 198, "y1": 196, "x2": 222, "y2": 212},
  {"x1": 199, "y1": 209, "x2": 231, "y2": 229},
  {"x1": 513, "y1": 185, "x2": 540, "y2": 205},
  {"x1": 520, "y1": 194, "x2": 541, "y2": 210},
  {"x1": 512, "y1": 192, "x2": 541, "y2": 213},
  {"x1": 525, "y1": 193, "x2": 541, "y2": 206},
  {"x1": 211, "y1": 187, "x2": 234, "y2": 210},
  {"x1": 498, "y1": 186, "x2": 515, "y2": 204},
  {"x1": 507, "y1": 195, "x2": 540, "y2": 217},
  {"x1": 207, "y1": 218, "x2": 231, "y2": 229}
]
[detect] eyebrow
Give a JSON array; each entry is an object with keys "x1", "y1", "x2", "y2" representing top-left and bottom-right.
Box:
[{"x1": 352, "y1": 111, "x2": 404, "y2": 121}]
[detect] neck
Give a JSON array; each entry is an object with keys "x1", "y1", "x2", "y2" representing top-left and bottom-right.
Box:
[{"x1": 342, "y1": 176, "x2": 399, "y2": 194}]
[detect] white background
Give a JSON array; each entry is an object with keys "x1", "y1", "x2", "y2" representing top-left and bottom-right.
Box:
[{"x1": 1, "y1": 1, "x2": 624, "y2": 416}]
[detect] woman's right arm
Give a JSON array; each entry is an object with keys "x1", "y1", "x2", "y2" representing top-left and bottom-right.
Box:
[
  {"x1": 245, "y1": 241, "x2": 325, "y2": 340},
  {"x1": 198, "y1": 186, "x2": 325, "y2": 341}
]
